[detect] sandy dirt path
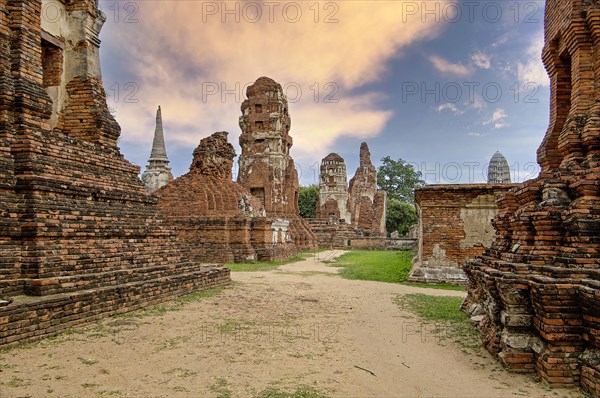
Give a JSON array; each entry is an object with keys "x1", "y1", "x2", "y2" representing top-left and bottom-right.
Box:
[{"x1": 0, "y1": 250, "x2": 584, "y2": 397}]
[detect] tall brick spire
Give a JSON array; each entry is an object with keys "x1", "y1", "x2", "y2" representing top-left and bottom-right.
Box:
[{"x1": 141, "y1": 106, "x2": 173, "y2": 193}]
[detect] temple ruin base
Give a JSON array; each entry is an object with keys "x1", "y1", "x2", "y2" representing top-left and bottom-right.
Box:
[{"x1": 0, "y1": 265, "x2": 230, "y2": 347}]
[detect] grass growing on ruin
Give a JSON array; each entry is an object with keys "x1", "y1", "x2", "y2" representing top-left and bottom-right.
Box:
[
  {"x1": 226, "y1": 250, "x2": 324, "y2": 272},
  {"x1": 394, "y1": 293, "x2": 481, "y2": 354},
  {"x1": 328, "y1": 250, "x2": 465, "y2": 291}
]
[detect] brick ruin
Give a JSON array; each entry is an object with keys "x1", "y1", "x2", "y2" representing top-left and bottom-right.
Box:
[
  {"x1": 307, "y1": 143, "x2": 389, "y2": 249},
  {"x1": 463, "y1": 0, "x2": 600, "y2": 394},
  {"x1": 155, "y1": 131, "x2": 297, "y2": 263},
  {"x1": 348, "y1": 142, "x2": 387, "y2": 235},
  {"x1": 316, "y1": 153, "x2": 352, "y2": 223},
  {"x1": 141, "y1": 106, "x2": 174, "y2": 193},
  {"x1": 0, "y1": 0, "x2": 230, "y2": 347},
  {"x1": 410, "y1": 184, "x2": 517, "y2": 284},
  {"x1": 237, "y1": 76, "x2": 317, "y2": 250}
]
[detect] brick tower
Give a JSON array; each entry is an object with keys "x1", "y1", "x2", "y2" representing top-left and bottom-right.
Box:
[
  {"x1": 463, "y1": 1, "x2": 600, "y2": 394},
  {"x1": 237, "y1": 76, "x2": 317, "y2": 249}
]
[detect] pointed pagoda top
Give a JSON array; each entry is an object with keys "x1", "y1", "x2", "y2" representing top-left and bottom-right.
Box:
[
  {"x1": 487, "y1": 151, "x2": 511, "y2": 183},
  {"x1": 149, "y1": 106, "x2": 169, "y2": 161}
]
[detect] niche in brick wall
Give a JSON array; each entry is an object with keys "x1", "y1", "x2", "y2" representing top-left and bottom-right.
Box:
[
  {"x1": 544, "y1": 40, "x2": 572, "y2": 170},
  {"x1": 251, "y1": 187, "x2": 265, "y2": 207},
  {"x1": 41, "y1": 34, "x2": 64, "y2": 129},
  {"x1": 42, "y1": 39, "x2": 63, "y2": 88}
]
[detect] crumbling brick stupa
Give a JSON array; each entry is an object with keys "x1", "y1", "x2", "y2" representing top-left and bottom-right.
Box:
[
  {"x1": 348, "y1": 143, "x2": 387, "y2": 236},
  {"x1": 0, "y1": 0, "x2": 229, "y2": 347},
  {"x1": 307, "y1": 144, "x2": 388, "y2": 249},
  {"x1": 463, "y1": 1, "x2": 600, "y2": 394},
  {"x1": 237, "y1": 77, "x2": 317, "y2": 250},
  {"x1": 316, "y1": 153, "x2": 352, "y2": 223},
  {"x1": 156, "y1": 131, "x2": 297, "y2": 263}
]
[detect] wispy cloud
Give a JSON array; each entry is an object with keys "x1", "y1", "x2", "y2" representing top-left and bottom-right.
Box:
[
  {"x1": 467, "y1": 131, "x2": 485, "y2": 137},
  {"x1": 436, "y1": 103, "x2": 463, "y2": 115},
  {"x1": 471, "y1": 51, "x2": 491, "y2": 69},
  {"x1": 484, "y1": 108, "x2": 509, "y2": 129},
  {"x1": 428, "y1": 55, "x2": 472, "y2": 77}
]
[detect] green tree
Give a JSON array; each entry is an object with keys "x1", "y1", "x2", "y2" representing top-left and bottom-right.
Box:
[
  {"x1": 377, "y1": 156, "x2": 424, "y2": 205},
  {"x1": 298, "y1": 185, "x2": 319, "y2": 218},
  {"x1": 386, "y1": 198, "x2": 418, "y2": 235}
]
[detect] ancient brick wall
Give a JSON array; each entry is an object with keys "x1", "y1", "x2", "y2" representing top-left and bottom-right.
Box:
[
  {"x1": 0, "y1": 0, "x2": 230, "y2": 347},
  {"x1": 156, "y1": 132, "x2": 297, "y2": 263},
  {"x1": 411, "y1": 184, "x2": 517, "y2": 284},
  {"x1": 237, "y1": 77, "x2": 317, "y2": 250},
  {"x1": 464, "y1": 1, "x2": 600, "y2": 395}
]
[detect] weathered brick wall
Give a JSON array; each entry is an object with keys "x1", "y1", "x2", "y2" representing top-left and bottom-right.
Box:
[
  {"x1": 0, "y1": 0, "x2": 231, "y2": 347},
  {"x1": 464, "y1": 1, "x2": 600, "y2": 395},
  {"x1": 305, "y1": 219, "x2": 414, "y2": 250},
  {"x1": 156, "y1": 132, "x2": 297, "y2": 263},
  {"x1": 237, "y1": 77, "x2": 317, "y2": 250},
  {"x1": 411, "y1": 184, "x2": 517, "y2": 284}
]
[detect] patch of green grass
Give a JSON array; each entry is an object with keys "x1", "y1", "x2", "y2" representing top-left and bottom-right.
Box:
[
  {"x1": 329, "y1": 251, "x2": 465, "y2": 291},
  {"x1": 255, "y1": 385, "x2": 329, "y2": 398},
  {"x1": 329, "y1": 250, "x2": 413, "y2": 283},
  {"x1": 156, "y1": 335, "x2": 190, "y2": 351},
  {"x1": 165, "y1": 367, "x2": 197, "y2": 378},
  {"x1": 401, "y1": 281, "x2": 466, "y2": 291},
  {"x1": 6, "y1": 376, "x2": 31, "y2": 387},
  {"x1": 210, "y1": 377, "x2": 233, "y2": 398},
  {"x1": 77, "y1": 357, "x2": 99, "y2": 366},
  {"x1": 394, "y1": 293, "x2": 481, "y2": 354},
  {"x1": 226, "y1": 250, "x2": 321, "y2": 272},
  {"x1": 395, "y1": 294, "x2": 466, "y2": 322}
]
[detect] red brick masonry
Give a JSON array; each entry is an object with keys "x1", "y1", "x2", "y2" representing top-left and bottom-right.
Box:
[{"x1": 463, "y1": 1, "x2": 600, "y2": 395}]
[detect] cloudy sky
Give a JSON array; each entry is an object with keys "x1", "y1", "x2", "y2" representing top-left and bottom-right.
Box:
[{"x1": 98, "y1": 0, "x2": 549, "y2": 185}]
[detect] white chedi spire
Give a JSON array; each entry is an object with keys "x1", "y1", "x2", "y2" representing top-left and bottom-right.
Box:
[
  {"x1": 487, "y1": 151, "x2": 511, "y2": 183},
  {"x1": 141, "y1": 106, "x2": 173, "y2": 193}
]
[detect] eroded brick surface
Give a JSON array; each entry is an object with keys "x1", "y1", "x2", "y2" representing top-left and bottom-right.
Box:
[
  {"x1": 237, "y1": 77, "x2": 317, "y2": 250},
  {"x1": 0, "y1": 0, "x2": 230, "y2": 347},
  {"x1": 464, "y1": 1, "x2": 600, "y2": 394},
  {"x1": 156, "y1": 132, "x2": 297, "y2": 263},
  {"x1": 411, "y1": 184, "x2": 517, "y2": 284}
]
